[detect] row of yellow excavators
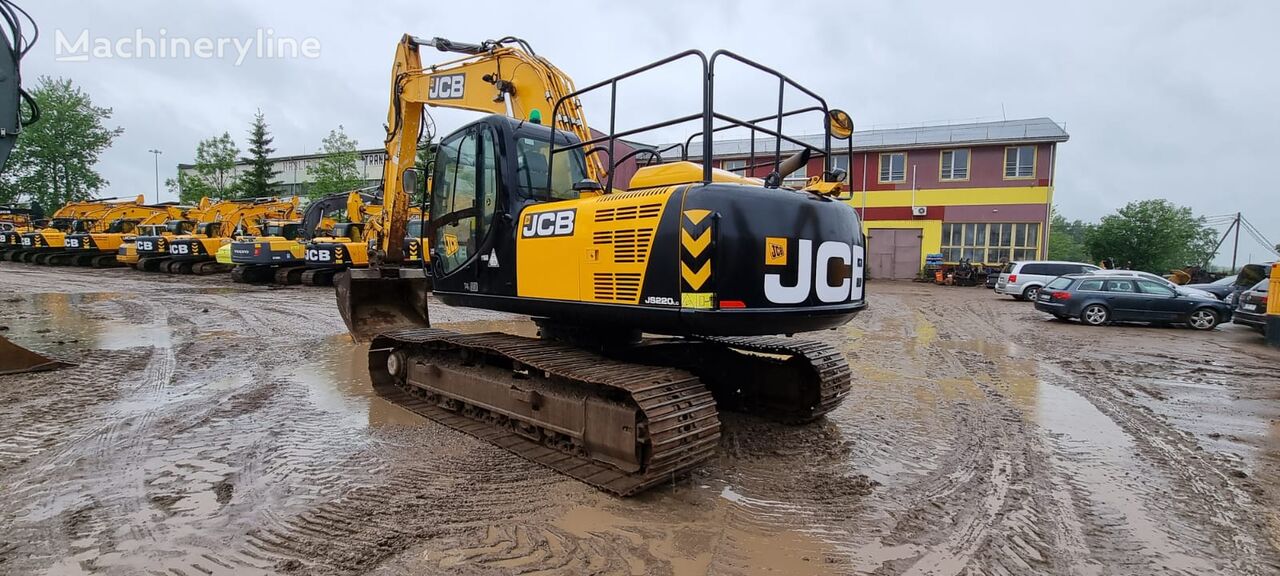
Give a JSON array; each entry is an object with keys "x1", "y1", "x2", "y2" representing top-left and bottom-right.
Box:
[{"x1": 0, "y1": 191, "x2": 426, "y2": 284}]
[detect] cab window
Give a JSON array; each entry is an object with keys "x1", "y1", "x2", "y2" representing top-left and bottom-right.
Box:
[
  {"x1": 431, "y1": 126, "x2": 499, "y2": 274},
  {"x1": 515, "y1": 137, "x2": 586, "y2": 201}
]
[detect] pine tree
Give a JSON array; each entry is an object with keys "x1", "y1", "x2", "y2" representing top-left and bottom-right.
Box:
[{"x1": 238, "y1": 110, "x2": 279, "y2": 198}]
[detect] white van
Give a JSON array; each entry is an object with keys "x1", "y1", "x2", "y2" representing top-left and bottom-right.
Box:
[{"x1": 995, "y1": 260, "x2": 1101, "y2": 300}]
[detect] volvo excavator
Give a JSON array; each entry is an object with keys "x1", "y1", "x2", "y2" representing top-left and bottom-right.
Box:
[
  {"x1": 228, "y1": 190, "x2": 368, "y2": 284},
  {"x1": 136, "y1": 197, "x2": 300, "y2": 274},
  {"x1": 335, "y1": 36, "x2": 862, "y2": 496},
  {"x1": 63, "y1": 202, "x2": 181, "y2": 267}
]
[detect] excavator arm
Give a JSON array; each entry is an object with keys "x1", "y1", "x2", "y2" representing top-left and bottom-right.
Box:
[
  {"x1": 341, "y1": 34, "x2": 598, "y2": 340},
  {"x1": 378, "y1": 34, "x2": 600, "y2": 266}
]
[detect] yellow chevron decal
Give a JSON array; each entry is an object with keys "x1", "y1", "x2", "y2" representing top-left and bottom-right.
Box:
[
  {"x1": 681, "y1": 260, "x2": 711, "y2": 290},
  {"x1": 681, "y1": 227, "x2": 711, "y2": 257},
  {"x1": 683, "y1": 209, "x2": 711, "y2": 226}
]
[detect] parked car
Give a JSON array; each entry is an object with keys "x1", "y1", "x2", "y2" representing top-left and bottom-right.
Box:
[
  {"x1": 1186, "y1": 274, "x2": 1239, "y2": 300},
  {"x1": 995, "y1": 261, "x2": 1101, "y2": 301},
  {"x1": 1085, "y1": 269, "x2": 1215, "y2": 299},
  {"x1": 1033, "y1": 274, "x2": 1232, "y2": 330},
  {"x1": 1231, "y1": 279, "x2": 1270, "y2": 333}
]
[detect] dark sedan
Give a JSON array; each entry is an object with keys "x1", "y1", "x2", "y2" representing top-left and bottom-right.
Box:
[
  {"x1": 1034, "y1": 274, "x2": 1233, "y2": 330},
  {"x1": 1231, "y1": 279, "x2": 1269, "y2": 333}
]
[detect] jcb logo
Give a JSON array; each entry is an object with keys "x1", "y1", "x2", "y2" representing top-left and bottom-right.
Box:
[
  {"x1": 66, "y1": 238, "x2": 80, "y2": 248},
  {"x1": 521, "y1": 209, "x2": 575, "y2": 238},
  {"x1": 764, "y1": 239, "x2": 865, "y2": 304},
  {"x1": 20, "y1": 237, "x2": 31, "y2": 246},
  {"x1": 307, "y1": 248, "x2": 332, "y2": 262},
  {"x1": 169, "y1": 244, "x2": 190, "y2": 255},
  {"x1": 137, "y1": 240, "x2": 154, "y2": 251},
  {"x1": 428, "y1": 74, "x2": 465, "y2": 99}
]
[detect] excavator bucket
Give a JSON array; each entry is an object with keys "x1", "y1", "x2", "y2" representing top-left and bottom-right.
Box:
[
  {"x1": 335, "y1": 269, "x2": 431, "y2": 342},
  {"x1": 0, "y1": 335, "x2": 74, "y2": 375}
]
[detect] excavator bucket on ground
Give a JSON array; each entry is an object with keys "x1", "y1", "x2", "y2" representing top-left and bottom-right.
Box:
[
  {"x1": 0, "y1": 335, "x2": 74, "y2": 375},
  {"x1": 335, "y1": 269, "x2": 430, "y2": 342}
]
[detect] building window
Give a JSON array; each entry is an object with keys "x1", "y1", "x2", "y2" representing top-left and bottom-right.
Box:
[
  {"x1": 1004, "y1": 145, "x2": 1035, "y2": 179},
  {"x1": 941, "y1": 222, "x2": 1040, "y2": 264},
  {"x1": 831, "y1": 154, "x2": 850, "y2": 182},
  {"x1": 783, "y1": 163, "x2": 808, "y2": 186},
  {"x1": 939, "y1": 149, "x2": 969, "y2": 180},
  {"x1": 722, "y1": 159, "x2": 747, "y2": 174},
  {"x1": 879, "y1": 152, "x2": 906, "y2": 183}
]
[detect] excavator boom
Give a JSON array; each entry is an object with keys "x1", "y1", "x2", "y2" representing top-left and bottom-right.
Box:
[{"x1": 342, "y1": 34, "x2": 598, "y2": 339}]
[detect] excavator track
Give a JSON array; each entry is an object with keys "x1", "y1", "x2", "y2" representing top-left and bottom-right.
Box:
[
  {"x1": 369, "y1": 328, "x2": 721, "y2": 496},
  {"x1": 605, "y1": 334, "x2": 852, "y2": 423},
  {"x1": 695, "y1": 335, "x2": 852, "y2": 422}
]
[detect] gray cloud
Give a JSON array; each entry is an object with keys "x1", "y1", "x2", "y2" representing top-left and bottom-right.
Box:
[{"x1": 22, "y1": 0, "x2": 1280, "y2": 264}]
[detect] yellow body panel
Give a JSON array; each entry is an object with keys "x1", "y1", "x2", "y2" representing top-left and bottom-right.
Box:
[
  {"x1": 515, "y1": 187, "x2": 676, "y2": 304},
  {"x1": 629, "y1": 162, "x2": 760, "y2": 190}
]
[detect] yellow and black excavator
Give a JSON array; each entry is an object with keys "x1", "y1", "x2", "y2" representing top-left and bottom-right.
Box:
[
  {"x1": 303, "y1": 198, "x2": 425, "y2": 286},
  {"x1": 134, "y1": 197, "x2": 300, "y2": 274},
  {"x1": 337, "y1": 36, "x2": 862, "y2": 496},
  {"x1": 16, "y1": 196, "x2": 147, "y2": 265},
  {"x1": 62, "y1": 202, "x2": 182, "y2": 267},
  {"x1": 118, "y1": 197, "x2": 211, "y2": 268},
  {"x1": 228, "y1": 190, "x2": 364, "y2": 284},
  {"x1": 0, "y1": 204, "x2": 36, "y2": 260}
]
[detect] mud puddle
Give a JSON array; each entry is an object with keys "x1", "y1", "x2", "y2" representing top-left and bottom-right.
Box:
[{"x1": 1, "y1": 292, "x2": 171, "y2": 351}]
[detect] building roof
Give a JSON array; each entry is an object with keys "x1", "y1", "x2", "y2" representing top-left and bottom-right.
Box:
[{"x1": 662, "y1": 117, "x2": 1068, "y2": 159}]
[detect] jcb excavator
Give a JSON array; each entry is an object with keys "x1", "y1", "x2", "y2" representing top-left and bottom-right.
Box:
[
  {"x1": 230, "y1": 189, "x2": 378, "y2": 284},
  {"x1": 63, "y1": 202, "x2": 181, "y2": 267},
  {"x1": 137, "y1": 197, "x2": 300, "y2": 274},
  {"x1": 0, "y1": 204, "x2": 35, "y2": 259},
  {"x1": 121, "y1": 198, "x2": 211, "y2": 268},
  {"x1": 302, "y1": 200, "x2": 424, "y2": 286},
  {"x1": 17, "y1": 196, "x2": 146, "y2": 265},
  {"x1": 336, "y1": 36, "x2": 862, "y2": 496}
]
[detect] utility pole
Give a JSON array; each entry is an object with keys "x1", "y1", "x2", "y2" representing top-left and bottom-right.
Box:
[
  {"x1": 1231, "y1": 211, "x2": 1241, "y2": 273},
  {"x1": 147, "y1": 149, "x2": 163, "y2": 203}
]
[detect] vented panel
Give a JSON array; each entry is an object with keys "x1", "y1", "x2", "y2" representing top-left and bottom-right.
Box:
[
  {"x1": 593, "y1": 189, "x2": 668, "y2": 203},
  {"x1": 592, "y1": 228, "x2": 654, "y2": 263},
  {"x1": 594, "y1": 203, "x2": 662, "y2": 223},
  {"x1": 593, "y1": 272, "x2": 642, "y2": 303}
]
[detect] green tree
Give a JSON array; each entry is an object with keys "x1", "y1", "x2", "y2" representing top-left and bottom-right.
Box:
[
  {"x1": 237, "y1": 110, "x2": 279, "y2": 198},
  {"x1": 1084, "y1": 199, "x2": 1218, "y2": 273},
  {"x1": 307, "y1": 125, "x2": 362, "y2": 199},
  {"x1": 1046, "y1": 207, "x2": 1094, "y2": 263},
  {"x1": 413, "y1": 142, "x2": 434, "y2": 200},
  {"x1": 170, "y1": 133, "x2": 240, "y2": 203},
  {"x1": 0, "y1": 76, "x2": 123, "y2": 208}
]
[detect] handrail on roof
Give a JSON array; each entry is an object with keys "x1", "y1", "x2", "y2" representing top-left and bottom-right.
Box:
[{"x1": 548, "y1": 49, "x2": 844, "y2": 193}]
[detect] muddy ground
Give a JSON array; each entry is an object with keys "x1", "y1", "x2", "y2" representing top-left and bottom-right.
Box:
[{"x1": 0, "y1": 261, "x2": 1278, "y2": 576}]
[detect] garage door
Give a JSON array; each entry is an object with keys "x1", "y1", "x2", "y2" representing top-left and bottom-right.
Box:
[{"x1": 867, "y1": 228, "x2": 922, "y2": 280}]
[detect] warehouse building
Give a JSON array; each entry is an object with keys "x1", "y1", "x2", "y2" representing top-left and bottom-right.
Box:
[{"x1": 688, "y1": 117, "x2": 1068, "y2": 279}]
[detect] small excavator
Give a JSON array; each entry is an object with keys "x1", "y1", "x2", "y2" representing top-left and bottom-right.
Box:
[
  {"x1": 335, "y1": 36, "x2": 863, "y2": 495},
  {"x1": 16, "y1": 196, "x2": 147, "y2": 265},
  {"x1": 302, "y1": 198, "x2": 424, "y2": 286},
  {"x1": 63, "y1": 202, "x2": 181, "y2": 267},
  {"x1": 0, "y1": 204, "x2": 35, "y2": 259},
  {"x1": 228, "y1": 190, "x2": 367, "y2": 284},
  {"x1": 137, "y1": 197, "x2": 300, "y2": 274}
]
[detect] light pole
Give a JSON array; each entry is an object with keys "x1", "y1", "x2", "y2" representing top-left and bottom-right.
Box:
[{"x1": 147, "y1": 149, "x2": 162, "y2": 203}]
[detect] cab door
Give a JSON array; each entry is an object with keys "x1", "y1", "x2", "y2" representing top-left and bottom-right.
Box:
[{"x1": 429, "y1": 125, "x2": 500, "y2": 293}]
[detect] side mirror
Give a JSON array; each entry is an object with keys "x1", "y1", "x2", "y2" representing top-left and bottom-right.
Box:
[
  {"x1": 402, "y1": 168, "x2": 423, "y2": 196},
  {"x1": 573, "y1": 178, "x2": 603, "y2": 192},
  {"x1": 828, "y1": 109, "x2": 854, "y2": 140}
]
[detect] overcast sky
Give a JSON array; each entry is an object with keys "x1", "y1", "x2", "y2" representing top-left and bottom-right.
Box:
[{"x1": 21, "y1": 0, "x2": 1280, "y2": 264}]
